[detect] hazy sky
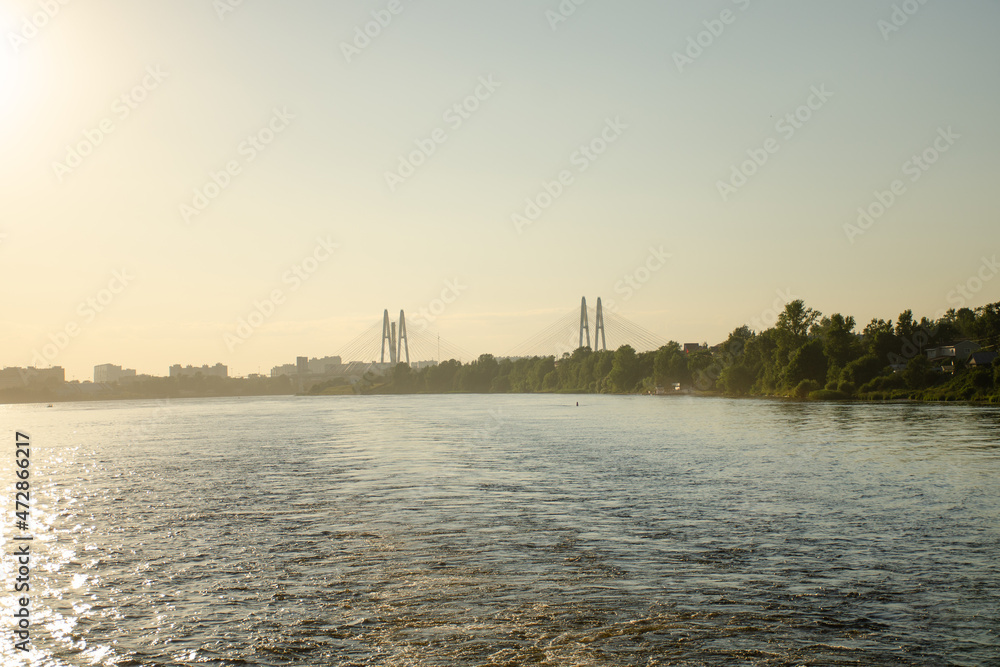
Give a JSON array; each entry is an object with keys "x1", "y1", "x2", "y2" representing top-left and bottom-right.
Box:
[{"x1": 2, "y1": 0, "x2": 999, "y2": 380}]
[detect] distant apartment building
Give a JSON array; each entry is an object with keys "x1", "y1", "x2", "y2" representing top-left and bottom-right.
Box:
[
  {"x1": 94, "y1": 364, "x2": 137, "y2": 384},
  {"x1": 270, "y1": 364, "x2": 297, "y2": 378},
  {"x1": 169, "y1": 363, "x2": 228, "y2": 379},
  {"x1": 0, "y1": 366, "x2": 66, "y2": 390},
  {"x1": 271, "y1": 356, "x2": 343, "y2": 377},
  {"x1": 310, "y1": 356, "x2": 342, "y2": 373},
  {"x1": 683, "y1": 343, "x2": 706, "y2": 354}
]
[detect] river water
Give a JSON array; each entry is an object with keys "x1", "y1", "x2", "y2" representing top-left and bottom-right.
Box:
[{"x1": 1, "y1": 395, "x2": 998, "y2": 666}]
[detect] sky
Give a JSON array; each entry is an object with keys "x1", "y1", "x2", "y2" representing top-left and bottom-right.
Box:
[{"x1": 2, "y1": 0, "x2": 999, "y2": 380}]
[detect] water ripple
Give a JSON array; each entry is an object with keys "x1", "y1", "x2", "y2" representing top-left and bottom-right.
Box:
[{"x1": 2, "y1": 395, "x2": 998, "y2": 665}]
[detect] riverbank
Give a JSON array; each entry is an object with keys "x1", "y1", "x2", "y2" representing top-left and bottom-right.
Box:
[
  {"x1": 311, "y1": 376, "x2": 1000, "y2": 405},
  {"x1": 7, "y1": 377, "x2": 1000, "y2": 407}
]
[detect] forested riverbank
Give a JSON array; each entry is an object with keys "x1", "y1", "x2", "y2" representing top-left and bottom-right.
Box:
[{"x1": 313, "y1": 300, "x2": 1000, "y2": 403}]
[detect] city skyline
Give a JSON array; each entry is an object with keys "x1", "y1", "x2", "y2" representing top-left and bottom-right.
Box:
[{"x1": 3, "y1": 1, "x2": 999, "y2": 382}]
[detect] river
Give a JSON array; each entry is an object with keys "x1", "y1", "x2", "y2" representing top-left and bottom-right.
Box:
[{"x1": 2, "y1": 395, "x2": 998, "y2": 665}]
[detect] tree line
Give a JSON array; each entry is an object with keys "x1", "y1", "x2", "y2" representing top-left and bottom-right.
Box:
[{"x1": 328, "y1": 300, "x2": 1000, "y2": 402}]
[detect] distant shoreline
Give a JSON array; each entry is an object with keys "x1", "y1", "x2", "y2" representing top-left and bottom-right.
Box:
[
  {"x1": 7, "y1": 297, "x2": 999, "y2": 407},
  {"x1": 5, "y1": 388, "x2": 995, "y2": 408}
]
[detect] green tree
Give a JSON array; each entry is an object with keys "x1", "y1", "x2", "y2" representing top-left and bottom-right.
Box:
[
  {"x1": 593, "y1": 350, "x2": 615, "y2": 388},
  {"x1": 742, "y1": 329, "x2": 780, "y2": 393},
  {"x1": 425, "y1": 359, "x2": 461, "y2": 392},
  {"x1": 723, "y1": 326, "x2": 754, "y2": 357},
  {"x1": 688, "y1": 349, "x2": 719, "y2": 390},
  {"x1": 543, "y1": 370, "x2": 559, "y2": 390},
  {"x1": 895, "y1": 309, "x2": 916, "y2": 339},
  {"x1": 902, "y1": 356, "x2": 934, "y2": 390},
  {"x1": 793, "y1": 379, "x2": 822, "y2": 399},
  {"x1": 653, "y1": 342, "x2": 682, "y2": 386},
  {"x1": 720, "y1": 364, "x2": 755, "y2": 396},
  {"x1": 841, "y1": 354, "x2": 887, "y2": 387},
  {"x1": 637, "y1": 350, "x2": 656, "y2": 387},
  {"x1": 817, "y1": 313, "x2": 861, "y2": 368},
  {"x1": 972, "y1": 303, "x2": 1000, "y2": 351},
  {"x1": 953, "y1": 307, "x2": 977, "y2": 338},
  {"x1": 574, "y1": 351, "x2": 597, "y2": 389},
  {"x1": 775, "y1": 301, "x2": 821, "y2": 369},
  {"x1": 490, "y1": 374, "x2": 511, "y2": 393},
  {"x1": 863, "y1": 318, "x2": 899, "y2": 361},
  {"x1": 392, "y1": 363, "x2": 414, "y2": 392},
  {"x1": 783, "y1": 339, "x2": 828, "y2": 389},
  {"x1": 530, "y1": 357, "x2": 556, "y2": 391},
  {"x1": 777, "y1": 300, "x2": 820, "y2": 342},
  {"x1": 609, "y1": 345, "x2": 642, "y2": 392}
]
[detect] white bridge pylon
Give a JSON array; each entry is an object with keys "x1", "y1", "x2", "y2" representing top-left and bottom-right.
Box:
[
  {"x1": 380, "y1": 309, "x2": 410, "y2": 365},
  {"x1": 580, "y1": 297, "x2": 607, "y2": 352}
]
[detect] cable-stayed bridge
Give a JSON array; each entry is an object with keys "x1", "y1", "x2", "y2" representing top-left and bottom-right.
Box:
[
  {"x1": 335, "y1": 299, "x2": 667, "y2": 367},
  {"x1": 506, "y1": 297, "x2": 667, "y2": 359},
  {"x1": 337, "y1": 310, "x2": 470, "y2": 366}
]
